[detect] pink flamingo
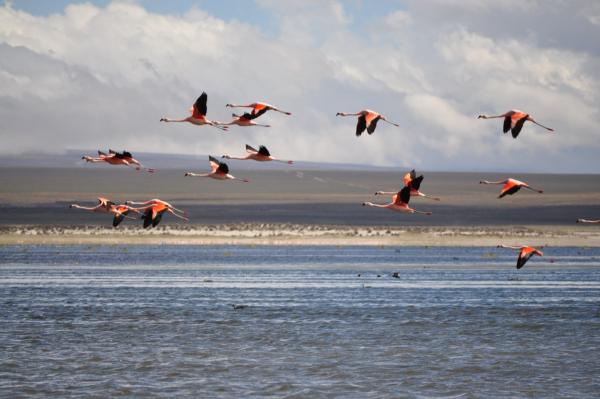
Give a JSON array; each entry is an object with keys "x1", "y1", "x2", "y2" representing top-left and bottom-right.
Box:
[
  {"x1": 160, "y1": 92, "x2": 228, "y2": 131},
  {"x1": 82, "y1": 149, "x2": 155, "y2": 172},
  {"x1": 69, "y1": 197, "x2": 141, "y2": 227},
  {"x1": 480, "y1": 178, "x2": 543, "y2": 198},
  {"x1": 336, "y1": 109, "x2": 399, "y2": 136},
  {"x1": 497, "y1": 245, "x2": 544, "y2": 269},
  {"x1": 477, "y1": 110, "x2": 554, "y2": 138},
  {"x1": 222, "y1": 145, "x2": 293, "y2": 164},
  {"x1": 125, "y1": 199, "x2": 188, "y2": 228},
  {"x1": 184, "y1": 156, "x2": 249, "y2": 182},
  {"x1": 577, "y1": 219, "x2": 600, "y2": 224},
  {"x1": 225, "y1": 101, "x2": 291, "y2": 117},
  {"x1": 375, "y1": 169, "x2": 440, "y2": 201},
  {"x1": 363, "y1": 186, "x2": 432, "y2": 215},
  {"x1": 219, "y1": 113, "x2": 271, "y2": 127}
]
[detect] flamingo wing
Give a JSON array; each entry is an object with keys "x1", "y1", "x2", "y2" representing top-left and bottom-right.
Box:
[
  {"x1": 152, "y1": 211, "x2": 164, "y2": 227},
  {"x1": 246, "y1": 144, "x2": 258, "y2": 153},
  {"x1": 112, "y1": 213, "x2": 125, "y2": 227},
  {"x1": 410, "y1": 175, "x2": 424, "y2": 191},
  {"x1": 503, "y1": 116, "x2": 511, "y2": 133},
  {"x1": 499, "y1": 181, "x2": 521, "y2": 198},
  {"x1": 209, "y1": 155, "x2": 221, "y2": 172},
  {"x1": 193, "y1": 92, "x2": 208, "y2": 117},
  {"x1": 143, "y1": 208, "x2": 154, "y2": 228},
  {"x1": 258, "y1": 145, "x2": 270, "y2": 156},
  {"x1": 517, "y1": 247, "x2": 539, "y2": 269},
  {"x1": 356, "y1": 115, "x2": 367, "y2": 136},
  {"x1": 249, "y1": 106, "x2": 269, "y2": 120},
  {"x1": 394, "y1": 186, "x2": 411, "y2": 205},
  {"x1": 97, "y1": 197, "x2": 115, "y2": 208},
  {"x1": 217, "y1": 162, "x2": 229, "y2": 174},
  {"x1": 210, "y1": 155, "x2": 229, "y2": 174},
  {"x1": 252, "y1": 103, "x2": 268, "y2": 113},
  {"x1": 511, "y1": 116, "x2": 529, "y2": 138},
  {"x1": 115, "y1": 205, "x2": 132, "y2": 215},
  {"x1": 366, "y1": 115, "x2": 381, "y2": 134}
]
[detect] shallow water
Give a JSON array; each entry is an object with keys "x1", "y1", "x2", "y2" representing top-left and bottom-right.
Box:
[{"x1": 1, "y1": 245, "x2": 599, "y2": 398}]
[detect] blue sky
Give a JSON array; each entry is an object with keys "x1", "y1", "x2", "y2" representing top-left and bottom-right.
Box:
[
  {"x1": 1, "y1": 0, "x2": 599, "y2": 172},
  {"x1": 9, "y1": 0, "x2": 407, "y2": 38}
]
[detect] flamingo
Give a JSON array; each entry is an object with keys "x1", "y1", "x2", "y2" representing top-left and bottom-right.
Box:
[
  {"x1": 134, "y1": 201, "x2": 189, "y2": 228},
  {"x1": 125, "y1": 199, "x2": 188, "y2": 227},
  {"x1": 576, "y1": 219, "x2": 600, "y2": 224},
  {"x1": 336, "y1": 109, "x2": 399, "y2": 136},
  {"x1": 225, "y1": 101, "x2": 291, "y2": 117},
  {"x1": 479, "y1": 178, "x2": 543, "y2": 198},
  {"x1": 219, "y1": 113, "x2": 271, "y2": 128},
  {"x1": 477, "y1": 110, "x2": 554, "y2": 138},
  {"x1": 82, "y1": 149, "x2": 155, "y2": 172},
  {"x1": 160, "y1": 92, "x2": 228, "y2": 131},
  {"x1": 375, "y1": 169, "x2": 440, "y2": 201},
  {"x1": 497, "y1": 245, "x2": 544, "y2": 269},
  {"x1": 184, "y1": 156, "x2": 249, "y2": 182},
  {"x1": 222, "y1": 145, "x2": 293, "y2": 164},
  {"x1": 125, "y1": 199, "x2": 185, "y2": 214},
  {"x1": 70, "y1": 197, "x2": 140, "y2": 227},
  {"x1": 362, "y1": 186, "x2": 432, "y2": 215}
]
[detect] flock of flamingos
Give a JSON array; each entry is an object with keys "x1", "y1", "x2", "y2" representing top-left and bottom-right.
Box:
[{"x1": 70, "y1": 92, "x2": 599, "y2": 269}]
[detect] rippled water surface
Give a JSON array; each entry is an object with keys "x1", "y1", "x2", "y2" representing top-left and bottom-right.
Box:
[{"x1": 1, "y1": 245, "x2": 600, "y2": 398}]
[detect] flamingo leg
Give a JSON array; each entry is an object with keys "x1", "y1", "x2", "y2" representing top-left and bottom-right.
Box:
[
  {"x1": 523, "y1": 185, "x2": 544, "y2": 194},
  {"x1": 381, "y1": 118, "x2": 400, "y2": 127},
  {"x1": 412, "y1": 209, "x2": 433, "y2": 215},
  {"x1": 530, "y1": 119, "x2": 554, "y2": 132},
  {"x1": 420, "y1": 193, "x2": 441, "y2": 201},
  {"x1": 167, "y1": 208, "x2": 189, "y2": 221}
]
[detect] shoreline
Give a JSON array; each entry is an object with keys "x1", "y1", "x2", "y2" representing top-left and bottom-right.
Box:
[{"x1": 1, "y1": 224, "x2": 599, "y2": 246}]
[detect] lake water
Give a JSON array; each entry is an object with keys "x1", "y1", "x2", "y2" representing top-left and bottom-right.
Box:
[{"x1": 1, "y1": 245, "x2": 599, "y2": 398}]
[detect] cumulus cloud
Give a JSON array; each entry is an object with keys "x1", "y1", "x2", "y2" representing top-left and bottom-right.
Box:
[{"x1": 0, "y1": 0, "x2": 599, "y2": 172}]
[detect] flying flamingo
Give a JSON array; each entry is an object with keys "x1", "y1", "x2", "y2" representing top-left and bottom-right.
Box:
[
  {"x1": 125, "y1": 198, "x2": 187, "y2": 218},
  {"x1": 70, "y1": 197, "x2": 115, "y2": 213},
  {"x1": 497, "y1": 245, "x2": 544, "y2": 269},
  {"x1": 70, "y1": 197, "x2": 141, "y2": 227},
  {"x1": 362, "y1": 186, "x2": 432, "y2": 215},
  {"x1": 576, "y1": 219, "x2": 600, "y2": 224},
  {"x1": 336, "y1": 109, "x2": 399, "y2": 136},
  {"x1": 219, "y1": 113, "x2": 271, "y2": 128},
  {"x1": 375, "y1": 169, "x2": 440, "y2": 201},
  {"x1": 479, "y1": 178, "x2": 543, "y2": 198},
  {"x1": 184, "y1": 156, "x2": 249, "y2": 182},
  {"x1": 225, "y1": 101, "x2": 291, "y2": 117},
  {"x1": 133, "y1": 201, "x2": 189, "y2": 228},
  {"x1": 160, "y1": 92, "x2": 228, "y2": 131},
  {"x1": 222, "y1": 145, "x2": 293, "y2": 164},
  {"x1": 82, "y1": 149, "x2": 155, "y2": 172},
  {"x1": 477, "y1": 110, "x2": 554, "y2": 138}
]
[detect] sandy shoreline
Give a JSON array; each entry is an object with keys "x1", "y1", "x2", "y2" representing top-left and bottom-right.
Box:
[{"x1": 1, "y1": 224, "x2": 599, "y2": 246}]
